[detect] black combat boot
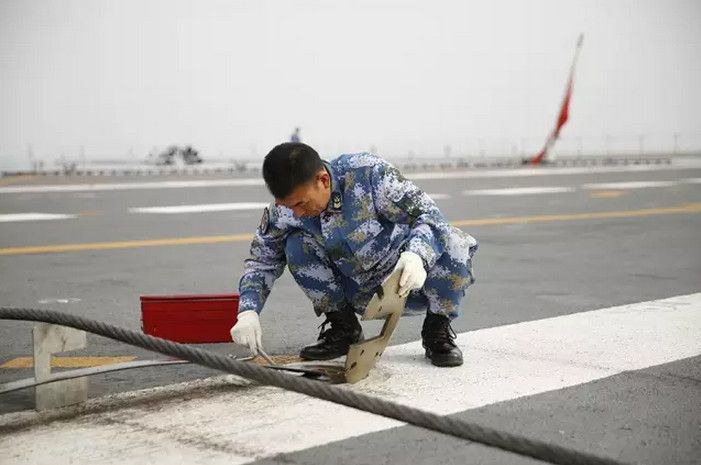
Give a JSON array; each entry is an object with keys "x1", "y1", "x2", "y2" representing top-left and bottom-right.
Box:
[
  {"x1": 300, "y1": 309, "x2": 363, "y2": 360},
  {"x1": 421, "y1": 312, "x2": 463, "y2": 367}
]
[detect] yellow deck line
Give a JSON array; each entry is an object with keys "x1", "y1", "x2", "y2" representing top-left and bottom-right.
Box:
[
  {"x1": 0, "y1": 233, "x2": 254, "y2": 255},
  {"x1": 0, "y1": 356, "x2": 137, "y2": 369},
  {"x1": 589, "y1": 190, "x2": 626, "y2": 199},
  {"x1": 1, "y1": 203, "x2": 700, "y2": 256},
  {"x1": 450, "y1": 203, "x2": 701, "y2": 227}
]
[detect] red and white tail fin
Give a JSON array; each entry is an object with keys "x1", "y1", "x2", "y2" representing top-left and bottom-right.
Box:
[{"x1": 528, "y1": 34, "x2": 583, "y2": 165}]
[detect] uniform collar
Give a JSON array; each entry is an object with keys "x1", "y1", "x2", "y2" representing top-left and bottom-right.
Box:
[{"x1": 323, "y1": 161, "x2": 343, "y2": 212}]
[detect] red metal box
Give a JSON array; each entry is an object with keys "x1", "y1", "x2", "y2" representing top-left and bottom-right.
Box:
[{"x1": 140, "y1": 293, "x2": 239, "y2": 343}]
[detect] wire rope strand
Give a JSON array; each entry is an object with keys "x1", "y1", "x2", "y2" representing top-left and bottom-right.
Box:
[{"x1": 0, "y1": 307, "x2": 629, "y2": 465}]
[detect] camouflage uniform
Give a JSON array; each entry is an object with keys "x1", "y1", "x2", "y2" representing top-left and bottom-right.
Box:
[{"x1": 238, "y1": 153, "x2": 478, "y2": 319}]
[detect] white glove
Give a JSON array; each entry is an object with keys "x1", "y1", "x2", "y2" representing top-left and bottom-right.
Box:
[
  {"x1": 393, "y1": 251, "x2": 427, "y2": 297},
  {"x1": 230, "y1": 310, "x2": 263, "y2": 355}
]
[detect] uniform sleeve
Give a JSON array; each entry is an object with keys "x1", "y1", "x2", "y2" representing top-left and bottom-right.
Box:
[
  {"x1": 237, "y1": 205, "x2": 289, "y2": 314},
  {"x1": 370, "y1": 161, "x2": 452, "y2": 270}
]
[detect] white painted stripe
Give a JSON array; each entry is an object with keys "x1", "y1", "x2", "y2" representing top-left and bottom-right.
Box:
[
  {"x1": 129, "y1": 202, "x2": 269, "y2": 214},
  {"x1": 1, "y1": 161, "x2": 700, "y2": 194},
  {"x1": 406, "y1": 160, "x2": 701, "y2": 180},
  {"x1": 582, "y1": 180, "x2": 679, "y2": 190},
  {"x1": 681, "y1": 177, "x2": 701, "y2": 184},
  {"x1": 0, "y1": 179, "x2": 264, "y2": 194},
  {"x1": 3, "y1": 294, "x2": 699, "y2": 464},
  {"x1": 463, "y1": 186, "x2": 574, "y2": 196},
  {"x1": 0, "y1": 213, "x2": 77, "y2": 223},
  {"x1": 427, "y1": 193, "x2": 451, "y2": 200}
]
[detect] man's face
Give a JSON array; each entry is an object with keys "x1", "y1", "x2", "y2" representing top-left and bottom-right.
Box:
[{"x1": 277, "y1": 170, "x2": 331, "y2": 217}]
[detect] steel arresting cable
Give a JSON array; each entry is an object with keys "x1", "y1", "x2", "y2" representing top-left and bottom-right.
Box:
[{"x1": 0, "y1": 307, "x2": 629, "y2": 465}]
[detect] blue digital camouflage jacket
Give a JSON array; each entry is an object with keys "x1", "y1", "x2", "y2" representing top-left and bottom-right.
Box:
[{"x1": 238, "y1": 152, "x2": 466, "y2": 314}]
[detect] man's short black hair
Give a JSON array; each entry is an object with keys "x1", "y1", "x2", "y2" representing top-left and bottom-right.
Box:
[{"x1": 263, "y1": 142, "x2": 324, "y2": 199}]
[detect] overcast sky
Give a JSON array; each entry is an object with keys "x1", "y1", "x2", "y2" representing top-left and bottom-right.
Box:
[{"x1": 1, "y1": 0, "x2": 700, "y2": 168}]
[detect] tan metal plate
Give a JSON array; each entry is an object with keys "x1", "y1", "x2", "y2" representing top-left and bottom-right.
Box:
[{"x1": 344, "y1": 269, "x2": 407, "y2": 383}]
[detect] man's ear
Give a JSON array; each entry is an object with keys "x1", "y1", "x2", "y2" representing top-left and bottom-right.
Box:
[{"x1": 318, "y1": 170, "x2": 330, "y2": 188}]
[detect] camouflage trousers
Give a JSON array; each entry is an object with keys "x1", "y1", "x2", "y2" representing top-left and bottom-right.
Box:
[{"x1": 284, "y1": 227, "x2": 477, "y2": 319}]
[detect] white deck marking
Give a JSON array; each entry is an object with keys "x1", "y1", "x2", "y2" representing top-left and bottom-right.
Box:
[
  {"x1": 129, "y1": 202, "x2": 269, "y2": 214},
  {"x1": 463, "y1": 186, "x2": 574, "y2": 196},
  {"x1": 406, "y1": 159, "x2": 701, "y2": 180},
  {"x1": 1, "y1": 161, "x2": 700, "y2": 194},
  {"x1": 2, "y1": 293, "x2": 699, "y2": 464},
  {"x1": 427, "y1": 193, "x2": 451, "y2": 200},
  {"x1": 581, "y1": 180, "x2": 679, "y2": 190},
  {"x1": 0, "y1": 213, "x2": 77, "y2": 223},
  {"x1": 0, "y1": 179, "x2": 264, "y2": 194}
]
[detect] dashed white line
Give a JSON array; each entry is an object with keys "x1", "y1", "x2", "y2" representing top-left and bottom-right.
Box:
[
  {"x1": 0, "y1": 213, "x2": 77, "y2": 223},
  {"x1": 407, "y1": 160, "x2": 701, "y2": 180},
  {"x1": 581, "y1": 180, "x2": 679, "y2": 190},
  {"x1": 129, "y1": 202, "x2": 269, "y2": 214},
  {"x1": 463, "y1": 186, "x2": 574, "y2": 196},
  {"x1": 0, "y1": 179, "x2": 264, "y2": 194},
  {"x1": 460, "y1": 178, "x2": 700, "y2": 197}
]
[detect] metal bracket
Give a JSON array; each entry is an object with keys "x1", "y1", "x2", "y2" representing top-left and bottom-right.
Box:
[{"x1": 344, "y1": 269, "x2": 407, "y2": 383}]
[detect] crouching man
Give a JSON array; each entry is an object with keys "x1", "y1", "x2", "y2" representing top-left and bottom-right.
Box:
[{"x1": 231, "y1": 143, "x2": 478, "y2": 366}]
